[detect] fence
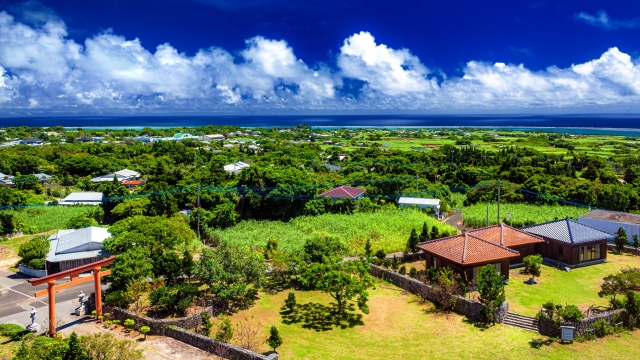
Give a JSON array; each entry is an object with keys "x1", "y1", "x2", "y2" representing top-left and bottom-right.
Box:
[
  {"x1": 103, "y1": 305, "x2": 278, "y2": 360},
  {"x1": 369, "y1": 264, "x2": 508, "y2": 323}
]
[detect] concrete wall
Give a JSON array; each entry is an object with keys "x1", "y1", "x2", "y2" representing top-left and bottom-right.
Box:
[
  {"x1": 18, "y1": 264, "x2": 47, "y2": 277},
  {"x1": 369, "y1": 264, "x2": 508, "y2": 323},
  {"x1": 103, "y1": 305, "x2": 277, "y2": 360}
]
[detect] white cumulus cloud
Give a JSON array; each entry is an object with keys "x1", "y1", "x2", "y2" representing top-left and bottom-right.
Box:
[{"x1": 1, "y1": 10, "x2": 640, "y2": 114}]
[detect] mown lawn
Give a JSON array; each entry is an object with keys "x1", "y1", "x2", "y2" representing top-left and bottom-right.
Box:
[
  {"x1": 505, "y1": 252, "x2": 640, "y2": 316},
  {"x1": 227, "y1": 280, "x2": 640, "y2": 360}
]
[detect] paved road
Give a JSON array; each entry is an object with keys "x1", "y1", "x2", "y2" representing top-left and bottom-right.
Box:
[
  {"x1": 444, "y1": 212, "x2": 471, "y2": 232},
  {"x1": 0, "y1": 269, "x2": 96, "y2": 326}
]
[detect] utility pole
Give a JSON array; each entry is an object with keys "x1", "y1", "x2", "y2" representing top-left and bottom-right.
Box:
[
  {"x1": 497, "y1": 179, "x2": 501, "y2": 225},
  {"x1": 416, "y1": 174, "x2": 419, "y2": 191},
  {"x1": 197, "y1": 184, "x2": 201, "y2": 242}
]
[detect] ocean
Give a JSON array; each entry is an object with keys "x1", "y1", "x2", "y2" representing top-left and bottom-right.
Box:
[{"x1": 2, "y1": 114, "x2": 640, "y2": 136}]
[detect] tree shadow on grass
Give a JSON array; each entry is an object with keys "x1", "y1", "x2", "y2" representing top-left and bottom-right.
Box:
[
  {"x1": 529, "y1": 337, "x2": 554, "y2": 349},
  {"x1": 462, "y1": 318, "x2": 493, "y2": 331},
  {"x1": 280, "y1": 302, "x2": 363, "y2": 331},
  {"x1": 262, "y1": 276, "x2": 294, "y2": 294}
]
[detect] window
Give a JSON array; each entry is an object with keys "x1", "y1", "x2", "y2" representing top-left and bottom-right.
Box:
[
  {"x1": 580, "y1": 244, "x2": 601, "y2": 262},
  {"x1": 495, "y1": 262, "x2": 501, "y2": 275}
]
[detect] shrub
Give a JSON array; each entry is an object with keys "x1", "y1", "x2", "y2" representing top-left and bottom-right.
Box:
[
  {"x1": 18, "y1": 236, "x2": 48, "y2": 269},
  {"x1": 199, "y1": 312, "x2": 213, "y2": 336},
  {"x1": 215, "y1": 316, "x2": 234, "y2": 343},
  {"x1": 140, "y1": 326, "x2": 150, "y2": 340},
  {"x1": 303, "y1": 235, "x2": 347, "y2": 263},
  {"x1": 123, "y1": 319, "x2": 135, "y2": 333},
  {"x1": 592, "y1": 319, "x2": 614, "y2": 338},
  {"x1": 558, "y1": 304, "x2": 584, "y2": 322},
  {"x1": 0, "y1": 323, "x2": 30, "y2": 341},
  {"x1": 409, "y1": 267, "x2": 417, "y2": 278},
  {"x1": 266, "y1": 325, "x2": 282, "y2": 352},
  {"x1": 285, "y1": 292, "x2": 296, "y2": 312},
  {"x1": 104, "y1": 290, "x2": 132, "y2": 308},
  {"x1": 522, "y1": 254, "x2": 543, "y2": 282},
  {"x1": 398, "y1": 265, "x2": 407, "y2": 275},
  {"x1": 265, "y1": 236, "x2": 279, "y2": 259},
  {"x1": 614, "y1": 227, "x2": 629, "y2": 253}
]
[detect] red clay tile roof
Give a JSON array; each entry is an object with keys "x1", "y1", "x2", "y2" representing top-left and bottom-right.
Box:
[
  {"x1": 318, "y1": 185, "x2": 366, "y2": 199},
  {"x1": 468, "y1": 223, "x2": 544, "y2": 247},
  {"x1": 418, "y1": 233, "x2": 519, "y2": 266},
  {"x1": 122, "y1": 180, "x2": 142, "y2": 185}
]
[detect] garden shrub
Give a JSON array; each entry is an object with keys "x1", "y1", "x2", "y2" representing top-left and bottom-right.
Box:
[
  {"x1": 0, "y1": 323, "x2": 30, "y2": 341},
  {"x1": 592, "y1": 319, "x2": 614, "y2": 338},
  {"x1": 104, "y1": 290, "x2": 132, "y2": 308},
  {"x1": 558, "y1": 304, "x2": 584, "y2": 322},
  {"x1": 18, "y1": 236, "x2": 48, "y2": 269}
]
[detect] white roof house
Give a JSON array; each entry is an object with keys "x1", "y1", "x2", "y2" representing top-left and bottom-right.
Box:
[
  {"x1": 91, "y1": 168, "x2": 140, "y2": 182},
  {"x1": 224, "y1": 161, "x2": 250, "y2": 174},
  {"x1": 46, "y1": 226, "x2": 111, "y2": 273},
  {"x1": 60, "y1": 192, "x2": 103, "y2": 205},
  {"x1": 398, "y1": 197, "x2": 441, "y2": 212},
  {"x1": 199, "y1": 134, "x2": 225, "y2": 141}
]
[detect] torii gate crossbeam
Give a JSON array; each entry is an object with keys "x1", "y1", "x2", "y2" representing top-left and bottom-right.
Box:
[{"x1": 28, "y1": 256, "x2": 115, "y2": 336}]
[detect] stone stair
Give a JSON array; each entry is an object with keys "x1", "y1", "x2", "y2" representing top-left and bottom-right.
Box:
[{"x1": 503, "y1": 312, "x2": 539, "y2": 332}]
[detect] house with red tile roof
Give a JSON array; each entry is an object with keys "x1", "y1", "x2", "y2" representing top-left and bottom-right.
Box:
[
  {"x1": 418, "y1": 224, "x2": 544, "y2": 284},
  {"x1": 318, "y1": 185, "x2": 366, "y2": 200}
]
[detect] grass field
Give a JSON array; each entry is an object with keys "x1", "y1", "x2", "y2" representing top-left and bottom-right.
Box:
[
  {"x1": 226, "y1": 281, "x2": 640, "y2": 360},
  {"x1": 1, "y1": 205, "x2": 96, "y2": 234},
  {"x1": 210, "y1": 209, "x2": 457, "y2": 255},
  {"x1": 462, "y1": 203, "x2": 591, "y2": 228},
  {"x1": 503, "y1": 252, "x2": 640, "y2": 317}
]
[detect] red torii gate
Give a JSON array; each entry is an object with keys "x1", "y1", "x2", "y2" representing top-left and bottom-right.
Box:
[{"x1": 28, "y1": 256, "x2": 115, "y2": 336}]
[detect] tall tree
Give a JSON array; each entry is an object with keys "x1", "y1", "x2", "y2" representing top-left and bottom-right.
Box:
[
  {"x1": 419, "y1": 222, "x2": 430, "y2": 242},
  {"x1": 406, "y1": 228, "x2": 419, "y2": 253},
  {"x1": 614, "y1": 226, "x2": 629, "y2": 253},
  {"x1": 477, "y1": 264, "x2": 506, "y2": 324}
]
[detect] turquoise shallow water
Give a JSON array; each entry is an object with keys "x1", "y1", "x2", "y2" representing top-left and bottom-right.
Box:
[{"x1": 1, "y1": 114, "x2": 640, "y2": 136}]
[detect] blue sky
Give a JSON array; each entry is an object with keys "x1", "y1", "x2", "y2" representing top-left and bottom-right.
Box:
[{"x1": 0, "y1": 0, "x2": 639, "y2": 115}]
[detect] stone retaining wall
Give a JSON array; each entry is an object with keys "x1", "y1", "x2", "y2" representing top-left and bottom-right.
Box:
[
  {"x1": 103, "y1": 305, "x2": 277, "y2": 360},
  {"x1": 538, "y1": 309, "x2": 627, "y2": 337},
  {"x1": 370, "y1": 264, "x2": 508, "y2": 323}
]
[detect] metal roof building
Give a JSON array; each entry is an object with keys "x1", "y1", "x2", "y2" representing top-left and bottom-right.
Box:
[
  {"x1": 59, "y1": 192, "x2": 103, "y2": 205},
  {"x1": 579, "y1": 210, "x2": 640, "y2": 240},
  {"x1": 46, "y1": 226, "x2": 111, "y2": 274}
]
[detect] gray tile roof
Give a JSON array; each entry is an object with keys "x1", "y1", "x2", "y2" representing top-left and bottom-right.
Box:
[{"x1": 523, "y1": 218, "x2": 614, "y2": 244}]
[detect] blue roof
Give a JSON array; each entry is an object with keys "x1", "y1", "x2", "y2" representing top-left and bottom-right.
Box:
[{"x1": 523, "y1": 218, "x2": 614, "y2": 244}]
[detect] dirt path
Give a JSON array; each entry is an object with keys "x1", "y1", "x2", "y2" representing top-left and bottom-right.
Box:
[{"x1": 443, "y1": 212, "x2": 471, "y2": 232}]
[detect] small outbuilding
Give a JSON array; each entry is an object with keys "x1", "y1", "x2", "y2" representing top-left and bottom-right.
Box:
[
  {"x1": 398, "y1": 197, "x2": 441, "y2": 214},
  {"x1": 578, "y1": 210, "x2": 640, "y2": 240},
  {"x1": 224, "y1": 161, "x2": 251, "y2": 175},
  {"x1": 59, "y1": 192, "x2": 103, "y2": 206},
  {"x1": 523, "y1": 218, "x2": 613, "y2": 267}
]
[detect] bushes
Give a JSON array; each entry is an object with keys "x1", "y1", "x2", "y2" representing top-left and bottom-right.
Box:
[
  {"x1": 18, "y1": 236, "x2": 48, "y2": 270},
  {"x1": 592, "y1": 319, "x2": 614, "y2": 337}
]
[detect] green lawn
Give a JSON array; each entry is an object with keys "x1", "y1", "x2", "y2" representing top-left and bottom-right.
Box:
[
  {"x1": 210, "y1": 209, "x2": 457, "y2": 255},
  {"x1": 227, "y1": 279, "x2": 640, "y2": 360},
  {"x1": 504, "y1": 252, "x2": 640, "y2": 316}
]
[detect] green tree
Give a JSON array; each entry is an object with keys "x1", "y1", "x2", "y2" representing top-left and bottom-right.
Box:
[
  {"x1": 194, "y1": 241, "x2": 267, "y2": 309},
  {"x1": 80, "y1": 332, "x2": 143, "y2": 360},
  {"x1": 265, "y1": 236, "x2": 279, "y2": 260},
  {"x1": 18, "y1": 236, "x2": 48, "y2": 270},
  {"x1": 111, "y1": 198, "x2": 150, "y2": 220},
  {"x1": 65, "y1": 215, "x2": 98, "y2": 229},
  {"x1": 123, "y1": 319, "x2": 135, "y2": 333},
  {"x1": 419, "y1": 221, "x2": 430, "y2": 242},
  {"x1": 199, "y1": 312, "x2": 213, "y2": 336},
  {"x1": 624, "y1": 290, "x2": 640, "y2": 329},
  {"x1": 215, "y1": 316, "x2": 234, "y2": 343},
  {"x1": 598, "y1": 268, "x2": 640, "y2": 308},
  {"x1": 406, "y1": 228, "x2": 419, "y2": 253},
  {"x1": 149, "y1": 284, "x2": 199, "y2": 315},
  {"x1": 522, "y1": 254, "x2": 543, "y2": 283},
  {"x1": 139, "y1": 326, "x2": 150, "y2": 340},
  {"x1": 107, "y1": 247, "x2": 154, "y2": 294},
  {"x1": 266, "y1": 326, "x2": 283, "y2": 352},
  {"x1": 430, "y1": 225, "x2": 439, "y2": 240},
  {"x1": 477, "y1": 264, "x2": 506, "y2": 324},
  {"x1": 301, "y1": 260, "x2": 374, "y2": 314},
  {"x1": 285, "y1": 292, "x2": 296, "y2": 312},
  {"x1": 614, "y1": 226, "x2": 629, "y2": 253},
  {"x1": 633, "y1": 235, "x2": 639, "y2": 255},
  {"x1": 302, "y1": 235, "x2": 347, "y2": 263},
  {"x1": 363, "y1": 238, "x2": 372, "y2": 261},
  {"x1": 182, "y1": 250, "x2": 194, "y2": 282},
  {"x1": 64, "y1": 331, "x2": 89, "y2": 360}
]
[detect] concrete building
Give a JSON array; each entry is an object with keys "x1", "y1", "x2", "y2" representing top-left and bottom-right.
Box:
[
  {"x1": 579, "y1": 210, "x2": 640, "y2": 240},
  {"x1": 224, "y1": 161, "x2": 250, "y2": 175}
]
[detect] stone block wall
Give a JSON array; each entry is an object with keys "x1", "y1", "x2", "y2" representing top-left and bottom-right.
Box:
[
  {"x1": 538, "y1": 309, "x2": 626, "y2": 337},
  {"x1": 370, "y1": 264, "x2": 507, "y2": 323},
  {"x1": 103, "y1": 305, "x2": 276, "y2": 360}
]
